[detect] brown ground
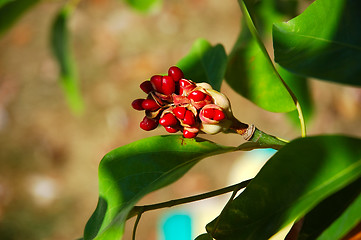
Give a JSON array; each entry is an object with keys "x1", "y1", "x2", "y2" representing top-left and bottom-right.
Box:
[{"x1": 0, "y1": 0, "x2": 361, "y2": 239}]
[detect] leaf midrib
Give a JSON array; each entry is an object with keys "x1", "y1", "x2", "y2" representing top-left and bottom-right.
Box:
[{"x1": 275, "y1": 24, "x2": 361, "y2": 51}]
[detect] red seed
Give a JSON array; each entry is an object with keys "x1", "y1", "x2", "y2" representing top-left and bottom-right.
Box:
[
  {"x1": 213, "y1": 109, "x2": 225, "y2": 121},
  {"x1": 179, "y1": 79, "x2": 192, "y2": 88},
  {"x1": 188, "y1": 90, "x2": 206, "y2": 102},
  {"x1": 172, "y1": 106, "x2": 187, "y2": 120},
  {"x1": 140, "y1": 81, "x2": 153, "y2": 94},
  {"x1": 150, "y1": 75, "x2": 163, "y2": 92},
  {"x1": 140, "y1": 116, "x2": 158, "y2": 131},
  {"x1": 203, "y1": 108, "x2": 215, "y2": 119},
  {"x1": 131, "y1": 99, "x2": 145, "y2": 110},
  {"x1": 205, "y1": 95, "x2": 213, "y2": 102},
  {"x1": 142, "y1": 99, "x2": 160, "y2": 111},
  {"x1": 183, "y1": 110, "x2": 196, "y2": 126},
  {"x1": 168, "y1": 66, "x2": 184, "y2": 82},
  {"x1": 161, "y1": 76, "x2": 175, "y2": 95},
  {"x1": 179, "y1": 79, "x2": 195, "y2": 95},
  {"x1": 159, "y1": 113, "x2": 178, "y2": 127},
  {"x1": 183, "y1": 130, "x2": 198, "y2": 138},
  {"x1": 165, "y1": 125, "x2": 179, "y2": 133}
]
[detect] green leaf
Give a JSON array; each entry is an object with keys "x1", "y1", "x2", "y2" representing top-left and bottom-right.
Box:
[
  {"x1": 226, "y1": 0, "x2": 300, "y2": 113},
  {"x1": 177, "y1": 38, "x2": 228, "y2": 91},
  {"x1": 298, "y1": 177, "x2": 361, "y2": 240},
  {"x1": 50, "y1": 6, "x2": 84, "y2": 114},
  {"x1": 83, "y1": 135, "x2": 236, "y2": 240},
  {"x1": 273, "y1": 0, "x2": 361, "y2": 86},
  {"x1": 124, "y1": 0, "x2": 161, "y2": 12},
  {"x1": 207, "y1": 135, "x2": 361, "y2": 239},
  {"x1": 0, "y1": 0, "x2": 12, "y2": 8},
  {"x1": 0, "y1": 0, "x2": 40, "y2": 37},
  {"x1": 226, "y1": 32, "x2": 295, "y2": 112},
  {"x1": 317, "y1": 191, "x2": 361, "y2": 240},
  {"x1": 194, "y1": 233, "x2": 213, "y2": 240}
]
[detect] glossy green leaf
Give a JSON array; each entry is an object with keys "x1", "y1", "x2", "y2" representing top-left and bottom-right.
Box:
[
  {"x1": 273, "y1": 0, "x2": 361, "y2": 86},
  {"x1": 0, "y1": 0, "x2": 40, "y2": 37},
  {"x1": 50, "y1": 6, "x2": 84, "y2": 114},
  {"x1": 83, "y1": 135, "x2": 236, "y2": 240},
  {"x1": 298, "y1": 177, "x2": 361, "y2": 240},
  {"x1": 194, "y1": 233, "x2": 213, "y2": 240},
  {"x1": 226, "y1": 33, "x2": 295, "y2": 112},
  {"x1": 317, "y1": 191, "x2": 361, "y2": 240},
  {"x1": 226, "y1": 0, "x2": 301, "y2": 113},
  {"x1": 177, "y1": 38, "x2": 227, "y2": 91},
  {"x1": 207, "y1": 135, "x2": 361, "y2": 239},
  {"x1": 124, "y1": 0, "x2": 161, "y2": 12}
]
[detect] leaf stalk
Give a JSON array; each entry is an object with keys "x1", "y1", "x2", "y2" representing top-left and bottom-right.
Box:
[
  {"x1": 127, "y1": 179, "x2": 251, "y2": 220},
  {"x1": 238, "y1": 0, "x2": 307, "y2": 137}
]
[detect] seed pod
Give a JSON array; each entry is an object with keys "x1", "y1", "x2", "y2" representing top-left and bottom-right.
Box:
[
  {"x1": 206, "y1": 89, "x2": 233, "y2": 118},
  {"x1": 199, "y1": 104, "x2": 225, "y2": 124},
  {"x1": 196, "y1": 82, "x2": 212, "y2": 90}
]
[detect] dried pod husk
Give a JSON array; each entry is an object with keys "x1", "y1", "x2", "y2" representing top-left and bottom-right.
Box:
[
  {"x1": 179, "y1": 79, "x2": 197, "y2": 96},
  {"x1": 154, "y1": 91, "x2": 173, "y2": 102},
  {"x1": 149, "y1": 92, "x2": 167, "y2": 106},
  {"x1": 145, "y1": 108, "x2": 163, "y2": 119},
  {"x1": 160, "y1": 107, "x2": 175, "y2": 118},
  {"x1": 172, "y1": 94, "x2": 190, "y2": 106}
]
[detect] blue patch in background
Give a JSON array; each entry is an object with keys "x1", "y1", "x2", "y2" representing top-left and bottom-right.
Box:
[{"x1": 159, "y1": 211, "x2": 192, "y2": 240}]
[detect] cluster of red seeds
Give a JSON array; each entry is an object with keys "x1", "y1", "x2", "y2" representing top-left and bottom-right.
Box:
[{"x1": 131, "y1": 66, "x2": 226, "y2": 138}]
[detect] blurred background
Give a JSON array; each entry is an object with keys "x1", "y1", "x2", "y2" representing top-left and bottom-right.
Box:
[{"x1": 1, "y1": 0, "x2": 361, "y2": 239}]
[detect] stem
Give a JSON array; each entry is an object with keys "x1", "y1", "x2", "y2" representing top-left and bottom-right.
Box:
[
  {"x1": 229, "y1": 118, "x2": 288, "y2": 150},
  {"x1": 132, "y1": 213, "x2": 142, "y2": 240},
  {"x1": 211, "y1": 184, "x2": 243, "y2": 235},
  {"x1": 238, "y1": 0, "x2": 306, "y2": 137},
  {"x1": 249, "y1": 128, "x2": 288, "y2": 150},
  {"x1": 127, "y1": 179, "x2": 251, "y2": 219}
]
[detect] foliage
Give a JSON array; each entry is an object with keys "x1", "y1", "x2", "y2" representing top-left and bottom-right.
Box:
[
  {"x1": 2, "y1": 0, "x2": 360, "y2": 239},
  {"x1": 50, "y1": 4, "x2": 84, "y2": 114}
]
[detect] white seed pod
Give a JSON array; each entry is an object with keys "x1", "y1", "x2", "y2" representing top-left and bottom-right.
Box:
[
  {"x1": 196, "y1": 82, "x2": 213, "y2": 90},
  {"x1": 200, "y1": 119, "x2": 232, "y2": 135},
  {"x1": 206, "y1": 89, "x2": 233, "y2": 118},
  {"x1": 199, "y1": 104, "x2": 223, "y2": 124},
  {"x1": 200, "y1": 123, "x2": 223, "y2": 134}
]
